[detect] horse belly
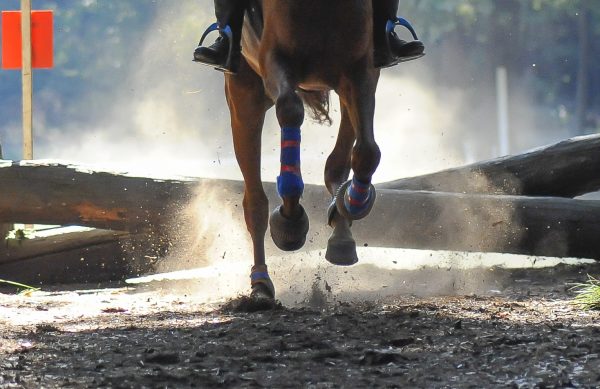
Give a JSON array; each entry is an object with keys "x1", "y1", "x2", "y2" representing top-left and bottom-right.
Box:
[{"x1": 263, "y1": 0, "x2": 372, "y2": 66}]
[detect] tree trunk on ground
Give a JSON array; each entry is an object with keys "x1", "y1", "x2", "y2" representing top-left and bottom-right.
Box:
[
  {"x1": 350, "y1": 189, "x2": 600, "y2": 260},
  {"x1": 1, "y1": 160, "x2": 600, "y2": 261},
  {"x1": 0, "y1": 148, "x2": 13, "y2": 239},
  {"x1": 0, "y1": 229, "x2": 155, "y2": 284},
  {"x1": 377, "y1": 135, "x2": 600, "y2": 198},
  {"x1": 0, "y1": 160, "x2": 200, "y2": 233}
]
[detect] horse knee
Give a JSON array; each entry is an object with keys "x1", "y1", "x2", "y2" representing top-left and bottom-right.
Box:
[
  {"x1": 352, "y1": 141, "x2": 381, "y2": 180},
  {"x1": 276, "y1": 92, "x2": 304, "y2": 128}
]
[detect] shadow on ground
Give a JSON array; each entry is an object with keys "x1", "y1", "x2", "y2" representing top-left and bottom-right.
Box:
[{"x1": 1, "y1": 264, "x2": 599, "y2": 387}]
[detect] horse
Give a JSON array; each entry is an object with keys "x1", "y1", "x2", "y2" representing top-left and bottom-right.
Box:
[{"x1": 223, "y1": 0, "x2": 381, "y2": 302}]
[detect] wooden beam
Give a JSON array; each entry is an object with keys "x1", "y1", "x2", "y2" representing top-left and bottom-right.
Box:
[
  {"x1": 0, "y1": 228, "x2": 129, "y2": 266},
  {"x1": 0, "y1": 161, "x2": 200, "y2": 232},
  {"x1": 377, "y1": 135, "x2": 600, "y2": 198},
  {"x1": 349, "y1": 189, "x2": 600, "y2": 260},
  {"x1": 2, "y1": 160, "x2": 600, "y2": 261},
  {"x1": 0, "y1": 145, "x2": 13, "y2": 239},
  {"x1": 0, "y1": 229, "x2": 153, "y2": 285}
]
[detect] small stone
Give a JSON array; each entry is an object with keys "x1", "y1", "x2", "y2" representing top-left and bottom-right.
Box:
[
  {"x1": 390, "y1": 337, "x2": 415, "y2": 347},
  {"x1": 144, "y1": 352, "x2": 181, "y2": 365},
  {"x1": 312, "y1": 349, "x2": 342, "y2": 362},
  {"x1": 360, "y1": 350, "x2": 401, "y2": 366}
]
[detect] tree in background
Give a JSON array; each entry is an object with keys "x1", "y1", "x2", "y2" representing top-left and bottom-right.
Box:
[
  {"x1": 0, "y1": 1, "x2": 598, "y2": 160},
  {"x1": 401, "y1": 0, "x2": 599, "y2": 134}
]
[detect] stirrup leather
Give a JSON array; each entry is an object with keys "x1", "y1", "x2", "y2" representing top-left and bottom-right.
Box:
[{"x1": 195, "y1": 22, "x2": 235, "y2": 71}]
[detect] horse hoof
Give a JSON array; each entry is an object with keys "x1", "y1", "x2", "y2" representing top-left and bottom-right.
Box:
[
  {"x1": 335, "y1": 180, "x2": 376, "y2": 221},
  {"x1": 269, "y1": 205, "x2": 309, "y2": 251},
  {"x1": 326, "y1": 237, "x2": 358, "y2": 266},
  {"x1": 221, "y1": 286, "x2": 278, "y2": 313},
  {"x1": 251, "y1": 282, "x2": 275, "y2": 300}
]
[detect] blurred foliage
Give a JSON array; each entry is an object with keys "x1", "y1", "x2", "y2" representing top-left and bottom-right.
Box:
[
  {"x1": 402, "y1": 0, "x2": 599, "y2": 131},
  {"x1": 0, "y1": 0, "x2": 598, "y2": 145},
  {"x1": 0, "y1": 0, "x2": 156, "y2": 127}
]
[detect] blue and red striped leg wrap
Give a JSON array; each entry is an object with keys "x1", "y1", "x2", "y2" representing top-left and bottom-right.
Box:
[
  {"x1": 250, "y1": 265, "x2": 275, "y2": 297},
  {"x1": 277, "y1": 127, "x2": 304, "y2": 198},
  {"x1": 344, "y1": 177, "x2": 372, "y2": 215}
]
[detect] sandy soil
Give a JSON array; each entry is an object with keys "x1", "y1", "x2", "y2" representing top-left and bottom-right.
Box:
[{"x1": 1, "y1": 262, "x2": 599, "y2": 388}]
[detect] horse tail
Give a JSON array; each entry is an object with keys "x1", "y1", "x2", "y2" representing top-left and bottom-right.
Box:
[{"x1": 298, "y1": 90, "x2": 332, "y2": 126}]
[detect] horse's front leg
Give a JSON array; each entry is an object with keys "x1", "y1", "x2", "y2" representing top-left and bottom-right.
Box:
[
  {"x1": 225, "y1": 58, "x2": 275, "y2": 299},
  {"x1": 335, "y1": 65, "x2": 381, "y2": 223},
  {"x1": 262, "y1": 52, "x2": 310, "y2": 252}
]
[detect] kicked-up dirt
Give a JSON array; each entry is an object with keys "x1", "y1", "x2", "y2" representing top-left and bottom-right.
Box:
[{"x1": 1, "y1": 262, "x2": 600, "y2": 388}]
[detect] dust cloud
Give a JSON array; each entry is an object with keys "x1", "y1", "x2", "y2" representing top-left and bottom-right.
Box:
[{"x1": 24, "y1": 3, "x2": 581, "y2": 304}]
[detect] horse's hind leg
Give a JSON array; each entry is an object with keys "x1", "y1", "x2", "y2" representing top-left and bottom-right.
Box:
[
  {"x1": 324, "y1": 103, "x2": 359, "y2": 265},
  {"x1": 262, "y1": 53, "x2": 309, "y2": 252},
  {"x1": 225, "y1": 58, "x2": 275, "y2": 299},
  {"x1": 336, "y1": 67, "x2": 381, "y2": 222}
]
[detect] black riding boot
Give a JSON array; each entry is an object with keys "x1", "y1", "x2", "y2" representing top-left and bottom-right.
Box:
[
  {"x1": 193, "y1": 0, "x2": 247, "y2": 73},
  {"x1": 373, "y1": 0, "x2": 425, "y2": 68}
]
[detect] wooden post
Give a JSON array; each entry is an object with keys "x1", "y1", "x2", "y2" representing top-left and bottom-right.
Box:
[
  {"x1": 20, "y1": 0, "x2": 34, "y2": 232},
  {"x1": 21, "y1": 0, "x2": 33, "y2": 160}
]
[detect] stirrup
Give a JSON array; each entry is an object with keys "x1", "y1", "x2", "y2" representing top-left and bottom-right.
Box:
[
  {"x1": 386, "y1": 17, "x2": 419, "y2": 40},
  {"x1": 379, "y1": 16, "x2": 424, "y2": 68},
  {"x1": 194, "y1": 22, "x2": 235, "y2": 73}
]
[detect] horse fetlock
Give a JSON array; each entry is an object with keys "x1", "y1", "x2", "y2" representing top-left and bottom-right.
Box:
[
  {"x1": 277, "y1": 173, "x2": 304, "y2": 198},
  {"x1": 250, "y1": 265, "x2": 276, "y2": 299},
  {"x1": 327, "y1": 199, "x2": 352, "y2": 228},
  {"x1": 352, "y1": 142, "x2": 381, "y2": 177},
  {"x1": 336, "y1": 178, "x2": 376, "y2": 221}
]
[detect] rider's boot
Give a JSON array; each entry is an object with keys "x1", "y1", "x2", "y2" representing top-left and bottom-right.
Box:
[
  {"x1": 373, "y1": 0, "x2": 425, "y2": 69},
  {"x1": 193, "y1": 0, "x2": 245, "y2": 74}
]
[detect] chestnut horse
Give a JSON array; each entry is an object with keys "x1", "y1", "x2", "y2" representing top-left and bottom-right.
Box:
[{"x1": 225, "y1": 0, "x2": 381, "y2": 302}]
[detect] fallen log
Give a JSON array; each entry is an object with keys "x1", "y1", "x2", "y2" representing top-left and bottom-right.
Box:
[
  {"x1": 0, "y1": 160, "x2": 199, "y2": 232},
  {"x1": 0, "y1": 228, "x2": 129, "y2": 266},
  {"x1": 1, "y1": 160, "x2": 599, "y2": 260},
  {"x1": 0, "y1": 146, "x2": 12, "y2": 239},
  {"x1": 0, "y1": 229, "x2": 155, "y2": 284},
  {"x1": 377, "y1": 134, "x2": 600, "y2": 197},
  {"x1": 349, "y1": 190, "x2": 600, "y2": 260}
]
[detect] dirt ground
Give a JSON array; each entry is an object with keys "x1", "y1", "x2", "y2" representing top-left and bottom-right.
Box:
[{"x1": 1, "y1": 262, "x2": 599, "y2": 389}]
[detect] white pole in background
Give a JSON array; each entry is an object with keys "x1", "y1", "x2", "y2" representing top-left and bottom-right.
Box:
[
  {"x1": 496, "y1": 66, "x2": 509, "y2": 156},
  {"x1": 21, "y1": 0, "x2": 34, "y2": 232},
  {"x1": 21, "y1": 0, "x2": 33, "y2": 160}
]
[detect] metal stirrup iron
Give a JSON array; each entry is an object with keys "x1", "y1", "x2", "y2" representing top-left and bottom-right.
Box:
[
  {"x1": 196, "y1": 22, "x2": 235, "y2": 70},
  {"x1": 385, "y1": 16, "x2": 419, "y2": 40}
]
